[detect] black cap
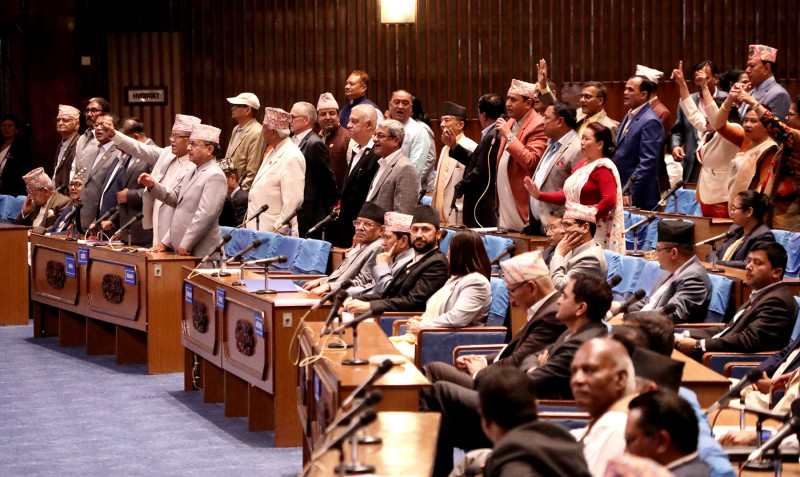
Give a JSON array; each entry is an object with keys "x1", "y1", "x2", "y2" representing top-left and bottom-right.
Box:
[
  {"x1": 632, "y1": 348, "x2": 684, "y2": 393},
  {"x1": 657, "y1": 219, "x2": 694, "y2": 245},
  {"x1": 442, "y1": 102, "x2": 467, "y2": 120},
  {"x1": 357, "y1": 202, "x2": 386, "y2": 225},
  {"x1": 412, "y1": 205, "x2": 440, "y2": 229}
]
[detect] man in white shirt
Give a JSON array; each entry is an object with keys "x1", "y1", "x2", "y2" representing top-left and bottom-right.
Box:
[
  {"x1": 53, "y1": 105, "x2": 81, "y2": 190},
  {"x1": 388, "y1": 90, "x2": 436, "y2": 192},
  {"x1": 432, "y1": 102, "x2": 476, "y2": 225}
]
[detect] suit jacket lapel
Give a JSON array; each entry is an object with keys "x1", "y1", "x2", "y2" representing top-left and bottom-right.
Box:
[
  {"x1": 369, "y1": 157, "x2": 395, "y2": 200},
  {"x1": 227, "y1": 121, "x2": 252, "y2": 157},
  {"x1": 344, "y1": 148, "x2": 372, "y2": 189},
  {"x1": 86, "y1": 145, "x2": 117, "y2": 182}
]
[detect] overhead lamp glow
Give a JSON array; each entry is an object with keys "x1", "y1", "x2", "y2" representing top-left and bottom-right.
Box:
[{"x1": 380, "y1": 0, "x2": 417, "y2": 24}]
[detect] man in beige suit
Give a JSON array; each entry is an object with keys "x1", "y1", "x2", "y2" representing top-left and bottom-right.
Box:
[
  {"x1": 246, "y1": 107, "x2": 305, "y2": 236},
  {"x1": 576, "y1": 82, "x2": 619, "y2": 142},
  {"x1": 225, "y1": 92, "x2": 264, "y2": 190},
  {"x1": 433, "y1": 102, "x2": 476, "y2": 225}
]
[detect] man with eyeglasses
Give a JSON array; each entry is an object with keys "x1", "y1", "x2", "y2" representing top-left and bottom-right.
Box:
[
  {"x1": 364, "y1": 119, "x2": 419, "y2": 214},
  {"x1": 343, "y1": 204, "x2": 448, "y2": 315},
  {"x1": 15, "y1": 167, "x2": 71, "y2": 234},
  {"x1": 576, "y1": 82, "x2": 619, "y2": 143},
  {"x1": 101, "y1": 113, "x2": 201, "y2": 246},
  {"x1": 302, "y1": 201, "x2": 386, "y2": 295},
  {"x1": 78, "y1": 112, "x2": 119, "y2": 231},
  {"x1": 50, "y1": 167, "x2": 87, "y2": 234},
  {"x1": 549, "y1": 201, "x2": 607, "y2": 292},
  {"x1": 139, "y1": 124, "x2": 227, "y2": 259},
  {"x1": 225, "y1": 92, "x2": 264, "y2": 190},
  {"x1": 53, "y1": 105, "x2": 81, "y2": 190},
  {"x1": 289, "y1": 101, "x2": 337, "y2": 239},
  {"x1": 71, "y1": 97, "x2": 110, "y2": 178}
]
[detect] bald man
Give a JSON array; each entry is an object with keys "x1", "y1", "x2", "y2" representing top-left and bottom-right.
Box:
[{"x1": 570, "y1": 338, "x2": 637, "y2": 477}]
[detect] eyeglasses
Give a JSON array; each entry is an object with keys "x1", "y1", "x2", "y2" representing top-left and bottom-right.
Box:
[
  {"x1": 373, "y1": 133, "x2": 391, "y2": 140},
  {"x1": 170, "y1": 133, "x2": 190, "y2": 140},
  {"x1": 68, "y1": 181, "x2": 83, "y2": 188},
  {"x1": 508, "y1": 281, "x2": 529, "y2": 294},
  {"x1": 85, "y1": 108, "x2": 102, "y2": 114},
  {"x1": 353, "y1": 219, "x2": 378, "y2": 228},
  {"x1": 730, "y1": 205, "x2": 746, "y2": 212},
  {"x1": 579, "y1": 94, "x2": 599, "y2": 100},
  {"x1": 655, "y1": 246, "x2": 675, "y2": 253},
  {"x1": 56, "y1": 118, "x2": 75, "y2": 123}
]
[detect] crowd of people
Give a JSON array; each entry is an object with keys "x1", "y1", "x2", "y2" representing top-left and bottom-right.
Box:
[{"x1": 2, "y1": 41, "x2": 800, "y2": 477}]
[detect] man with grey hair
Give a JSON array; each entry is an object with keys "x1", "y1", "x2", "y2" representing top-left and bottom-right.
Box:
[
  {"x1": 290, "y1": 101, "x2": 337, "y2": 238},
  {"x1": 387, "y1": 90, "x2": 437, "y2": 192},
  {"x1": 225, "y1": 92, "x2": 264, "y2": 190},
  {"x1": 365, "y1": 119, "x2": 419, "y2": 214},
  {"x1": 15, "y1": 167, "x2": 71, "y2": 233},
  {"x1": 247, "y1": 107, "x2": 305, "y2": 236}
]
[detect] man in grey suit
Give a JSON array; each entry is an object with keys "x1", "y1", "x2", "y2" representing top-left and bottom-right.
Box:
[
  {"x1": 527, "y1": 102, "x2": 583, "y2": 234},
  {"x1": 549, "y1": 201, "x2": 608, "y2": 291},
  {"x1": 365, "y1": 119, "x2": 419, "y2": 214},
  {"x1": 139, "y1": 124, "x2": 227, "y2": 259},
  {"x1": 348, "y1": 211, "x2": 415, "y2": 297},
  {"x1": 302, "y1": 201, "x2": 386, "y2": 295},
  {"x1": 576, "y1": 82, "x2": 619, "y2": 142},
  {"x1": 79, "y1": 112, "x2": 119, "y2": 231},
  {"x1": 628, "y1": 220, "x2": 711, "y2": 323},
  {"x1": 72, "y1": 97, "x2": 110, "y2": 179}
]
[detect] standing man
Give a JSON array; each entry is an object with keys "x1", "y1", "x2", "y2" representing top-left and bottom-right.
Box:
[
  {"x1": 451, "y1": 93, "x2": 505, "y2": 228},
  {"x1": 107, "y1": 113, "x2": 201, "y2": 246},
  {"x1": 528, "y1": 102, "x2": 583, "y2": 234},
  {"x1": 317, "y1": 92, "x2": 351, "y2": 194},
  {"x1": 53, "y1": 105, "x2": 81, "y2": 190},
  {"x1": 387, "y1": 89, "x2": 437, "y2": 192},
  {"x1": 365, "y1": 119, "x2": 419, "y2": 214},
  {"x1": 225, "y1": 92, "x2": 264, "y2": 190},
  {"x1": 741, "y1": 44, "x2": 791, "y2": 121},
  {"x1": 247, "y1": 107, "x2": 305, "y2": 236},
  {"x1": 495, "y1": 78, "x2": 548, "y2": 232},
  {"x1": 613, "y1": 75, "x2": 665, "y2": 210},
  {"x1": 334, "y1": 104, "x2": 381, "y2": 247},
  {"x1": 339, "y1": 70, "x2": 380, "y2": 129},
  {"x1": 290, "y1": 101, "x2": 338, "y2": 238},
  {"x1": 432, "y1": 102, "x2": 476, "y2": 224},
  {"x1": 72, "y1": 97, "x2": 110, "y2": 176},
  {"x1": 79, "y1": 112, "x2": 119, "y2": 230},
  {"x1": 576, "y1": 82, "x2": 619, "y2": 141},
  {"x1": 140, "y1": 124, "x2": 227, "y2": 259}
]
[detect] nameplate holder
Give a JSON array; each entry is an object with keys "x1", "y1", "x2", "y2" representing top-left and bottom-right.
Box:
[
  {"x1": 185, "y1": 283, "x2": 193, "y2": 304},
  {"x1": 65, "y1": 255, "x2": 77, "y2": 278},
  {"x1": 254, "y1": 312, "x2": 264, "y2": 338},
  {"x1": 77, "y1": 248, "x2": 89, "y2": 265},
  {"x1": 216, "y1": 288, "x2": 225, "y2": 310},
  {"x1": 124, "y1": 266, "x2": 136, "y2": 285}
]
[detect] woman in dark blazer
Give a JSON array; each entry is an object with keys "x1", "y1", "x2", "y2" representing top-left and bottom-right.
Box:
[
  {"x1": 707, "y1": 190, "x2": 774, "y2": 269},
  {"x1": 0, "y1": 114, "x2": 30, "y2": 197}
]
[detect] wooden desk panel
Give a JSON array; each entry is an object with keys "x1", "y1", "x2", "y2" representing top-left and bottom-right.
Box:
[
  {"x1": 482, "y1": 231, "x2": 550, "y2": 254},
  {"x1": 672, "y1": 349, "x2": 731, "y2": 408},
  {"x1": 1, "y1": 224, "x2": 30, "y2": 325},
  {"x1": 308, "y1": 412, "x2": 439, "y2": 477}
]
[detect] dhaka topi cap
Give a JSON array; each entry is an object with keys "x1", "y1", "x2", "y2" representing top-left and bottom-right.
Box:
[
  {"x1": 357, "y1": 201, "x2": 385, "y2": 225},
  {"x1": 500, "y1": 251, "x2": 549, "y2": 284},
  {"x1": 384, "y1": 212, "x2": 412, "y2": 233},
  {"x1": 190, "y1": 124, "x2": 221, "y2": 144},
  {"x1": 749, "y1": 44, "x2": 778, "y2": 63},
  {"x1": 172, "y1": 114, "x2": 202, "y2": 132},
  {"x1": 226, "y1": 92, "x2": 260, "y2": 110},
  {"x1": 564, "y1": 202, "x2": 597, "y2": 224},
  {"x1": 316, "y1": 92, "x2": 339, "y2": 111},
  {"x1": 262, "y1": 107, "x2": 292, "y2": 130},
  {"x1": 73, "y1": 167, "x2": 88, "y2": 182},
  {"x1": 442, "y1": 102, "x2": 467, "y2": 121},
  {"x1": 217, "y1": 157, "x2": 236, "y2": 174},
  {"x1": 657, "y1": 219, "x2": 694, "y2": 245},
  {"x1": 23, "y1": 167, "x2": 51, "y2": 192},
  {"x1": 631, "y1": 347, "x2": 684, "y2": 393},
  {"x1": 412, "y1": 204, "x2": 440, "y2": 229},
  {"x1": 635, "y1": 64, "x2": 665, "y2": 84},
  {"x1": 507, "y1": 79, "x2": 537, "y2": 99},
  {"x1": 57, "y1": 105, "x2": 80, "y2": 120}
]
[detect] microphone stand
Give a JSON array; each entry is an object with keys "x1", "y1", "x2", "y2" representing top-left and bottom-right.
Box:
[
  {"x1": 627, "y1": 227, "x2": 645, "y2": 257},
  {"x1": 327, "y1": 311, "x2": 352, "y2": 350},
  {"x1": 342, "y1": 321, "x2": 368, "y2": 365},
  {"x1": 211, "y1": 248, "x2": 232, "y2": 278},
  {"x1": 335, "y1": 432, "x2": 375, "y2": 474},
  {"x1": 255, "y1": 260, "x2": 276, "y2": 295},
  {"x1": 743, "y1": 410, "x2": 780, "y2": 471},
  {"x1": 706, "y1": 243, "x2": 725, "y2": 274},
  {"x1": 232, "y1": 262, "x2": 246, "y2": 287}
]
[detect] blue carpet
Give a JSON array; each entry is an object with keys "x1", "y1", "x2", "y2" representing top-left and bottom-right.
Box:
[{"x1": 0, "y1": 323, "x2": 302, "y2": 476}]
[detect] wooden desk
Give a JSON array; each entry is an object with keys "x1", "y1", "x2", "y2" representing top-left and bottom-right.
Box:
[
  {"x1": 0, "y1": 223, "x2": 30, "y2": 325},
  {"x1": 672, "y1": 349, "x2": 731, "y2": 408},
  {"x1": 298, "y1": 321, "x2": 431, "y2": 459},
  {"x1": 307, "y1": 412, "x2": 439, "y2": 477},
  {"x1": 482, "y1": 231, "x2": 550, "y2": 254},
  {"x1": 29, "y1": 234, "x2": 196, "y2": 374},
  {"x1": 182, "y1": 268, "x2": 330, "y2": 447}
]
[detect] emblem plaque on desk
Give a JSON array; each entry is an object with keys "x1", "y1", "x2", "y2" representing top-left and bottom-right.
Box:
[
  {"x1": 235, "y1": 320, "x2": 255, "y2": 356},
  {"x1": 191, "y1": 300, "x2": 208, "y2": 333},
  {"x1": 101, "y1": 274, "x2": 125, "y2": 304},
  {"x1": 45, "y1": 260, "x2": 66, "y2": 290}
]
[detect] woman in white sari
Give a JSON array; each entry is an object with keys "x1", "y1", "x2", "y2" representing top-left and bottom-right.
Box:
[{"x1": 525, "y1": 122, "x2": 625, "y2": 253}]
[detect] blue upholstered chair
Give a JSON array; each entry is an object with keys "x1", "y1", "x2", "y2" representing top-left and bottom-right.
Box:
[
  {"x1": 263, "y1": 234, "x2": 303, "y2": 270},
  {"x1": 293, "y1": 239, "x2": 332, "y2": 275},
  {"x1": 664, "y1": 189, "x2": 702, "y2": 216},
  {"x1": 774, "y1": 230, "x2": 800, "y2": 279},
  {"x1": 624, "y1": 211, "x2": 659, "y2": 251},
  {"x1": 222, "y1": 227, "x2": 259, "y2": 259}
]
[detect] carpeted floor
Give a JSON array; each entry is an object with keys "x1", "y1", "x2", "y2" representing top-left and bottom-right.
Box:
[{"x1": 0, "y1": 322, "x2": 302, "y2": 476}]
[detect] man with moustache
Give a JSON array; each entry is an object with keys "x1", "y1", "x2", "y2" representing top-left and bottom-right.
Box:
[
  {"x1": 364, "y1": 119, "x2": 419, "y2": 214},
  {"x1": 347, "y1": 211, "x2": 415, "y2": 297},
  {"x1": 72, "y1": 97, "x2": 111, "y2": 176},
  {"x1": 224, "y1": 92, "x2": 264, "y2": 190},
  {"x1": 52, "y1": 105, "x2": 81, "y2": 189},
  {"x1": 576, "y1": 82, "x2": 619, "y2": 142},
  {"x1": 317, "y1": 92, "x2": 351, "y2": 194},
  {"x1": 78, "y1": 112, "x2": 119, "y2": 231},
  {"x1": 339, "y1": 70, "x2": 381, "y2": 129},
  {"x1": 432, "y1": 102, "x2": 476, "y2": 225},
  {"x1": 387, "y1": 89, "x2": 436, "y2": 191}
]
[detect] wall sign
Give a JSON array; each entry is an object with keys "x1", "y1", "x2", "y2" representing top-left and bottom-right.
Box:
[{"x1": 124, "y1": 86, "x2": 168, "y2": 106}]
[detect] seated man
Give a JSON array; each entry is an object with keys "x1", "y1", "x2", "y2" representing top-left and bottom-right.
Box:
[
  {"x1": 347, "y1": 211, "x2": 414, "y2": 298},
  {"x1": 626, "y1": 389, "x2": 712, "y2": 477},
  {"x1": 216, "y1": 157, "x2": 248, "y2": 227},
  {"x1": 302, "y1": 201, "x2": 385, "y2": 295},
  {"x1": 550, "y1": 202, "x2": 608, "y2": 291},
  {"x1": 476, "y1": 367, "x2": 591, "y2": 477},
  {"x1": 15, "y1": 167, "x2": 71, "y2": 234},
  {"x1": 628, "y1": 219, "x2": 711, "y2": 323},
  {"x1": 423, "y1": 272, "x2": 609, "y2": 476},
  {"x1": 423, "y1": 251, "x2": 565, "y2": 390},
  {"x1": 343, "y1": 205, "x2": 449, "y2": 315},
  {"x1": 570, "y1": 338, "x2": 636, "y2": 477},
  {"x1": 542, "y1": 209, "x2": 564, "y2": 266},
  {"x1": 49, "y1": 167, "x2": 86, "y2": 234},
  {"x1": 675, "y1": 241, "x2": 797, "y2": 357}
]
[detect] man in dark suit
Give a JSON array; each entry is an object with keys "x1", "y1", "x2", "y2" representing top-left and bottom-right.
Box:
[
  {"x1": 216, "y1": 157, "x2": 248, "y2": 227},
  {"x1": 331, "y1": 103, "x2": 381, "y2": 247},
  {"x1": 613, "y1": 76, "x2": 665, "y2": 210},
  {"x1": 53, "y1": 105, "x2": 81, "y2": 191},
  {"x1": 423, "y1": 250, "x2": 565, "y2": 391},
  {"x1": 290, "y1": 101, "x2": 338, "y2": 239},
  {"x1": 98, "y1": 117, "x2": 155, "y2": 245},
  {"x1": 676, "y1": 241, "x2": 798, "y2": 357},
  {"x1": 79, "y1": 112, "x2": 119, "y2": 231},
  {"x1": 450, "y1": 94, "x2": 504, "y2": 228},
  {"x1": 628, "y1": 220, "x2": 711, "y2": 323},
  {"x1": 343, "y1": 205, "x2": 448, "y2": 315},
  {"x1": 422, "y1": 272, "x2": 610, "y2": 476},
  {"x1": 669, "y1": 60, "x2": 727, "y2": 184}
]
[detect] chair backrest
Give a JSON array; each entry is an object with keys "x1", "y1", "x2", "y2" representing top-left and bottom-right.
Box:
[
  {"x1": 1, "y1": 195, "x2": 25, "y2": 222},
  {"x1": 223, "y1": 227, "x2": 259, "y2": 258},
  {"x1": 488, "y1": 277, "x2": 509, "y2": 326},
  {"x1": 482, "y1": 235, "x2": 514, "y2": 274},
  {"x1": 665, "y1": 189, "x2": 702, "y2": 216},
  {"x1": 791, "y1": 297, "x2": 800, "y2": 342},
  {"x1": 293, "y1": 239, "x2": 332, "y2": 274},
  {"x1": 774, "y1": 230, "x2": 800, "y2": 279},
  {"x1": 264, "y1": 234, "x2": 304, "y2": 270},
  {"x1": 706, "y1": 273, "x2": 733, "y2": 322},
  {"x1": 624, "y1": 211, "x2": 659, "y2": 251},
  {"x1": 635, "y1": 261, "x2": 664, "y2": 297},
  {"x1": 615, "y1": 254, "x2": 648, "y2": 296},
  {"x1": 439, "y1": 228, "x2": 456, "y2": 255},
  {"x1": 603, "y1": 250, "x2": 622, "y2": 282},
  {"x1": 0, "y1": 195, "x2": 9, "y2": 222}
]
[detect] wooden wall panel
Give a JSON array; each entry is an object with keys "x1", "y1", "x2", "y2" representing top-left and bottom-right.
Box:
[
  {"x1": 166, "y1": 0, "x2": 800, "y2": 146},
  {"x1": 107, "y1": 32, "x2": 182, "y2": 148}
]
